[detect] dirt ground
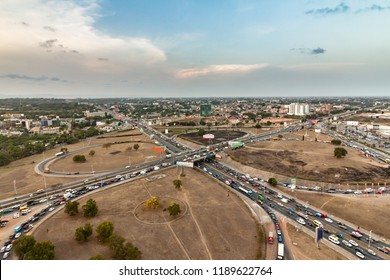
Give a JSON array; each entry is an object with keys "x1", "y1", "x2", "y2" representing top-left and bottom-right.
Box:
[
  {"x1": 32, "y1": 168, "x2": 260, "y2": 260},
  {"x1": 228, "y1": 140, "x2": 390, "y2": 183},
  {"x1": 220, "y1": 152, "x2": 390, "y2": 243},
  {"x1": 0, "y1": 129, "x2": 159, "y2": 201},
  {"x1": 284, "y1": 223, "x2": 348, "y2": 260}
]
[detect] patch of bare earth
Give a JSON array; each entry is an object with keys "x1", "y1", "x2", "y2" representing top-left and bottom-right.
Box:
[
  {"x1": 284, "y1": 223, "x2": 348, "y2": 260},
  {"x1": 32, "y1": 168, "x2": 260, "y2": 260},
  {"x1": 228, "y1": 140, "x2": 390, "y2": 183}
]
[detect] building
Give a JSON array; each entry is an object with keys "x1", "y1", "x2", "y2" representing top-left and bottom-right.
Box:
[
  {"x1": 200, "y1": 104, "x2": 213, "y2": 117},
  {"x1": 288, "y1": 103, "x2": 310, "y2": 116}
]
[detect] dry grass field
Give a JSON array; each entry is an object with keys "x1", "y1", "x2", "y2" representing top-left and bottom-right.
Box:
[
  {"x1": 32, "y1": 168, "x2": 260, "y2": 260},
  {"x1": 228, "y1": 140, "x2": 390, "y2": 183},
  {"x1": 0, "y1": 129, "x2": 158, "y2": 200}
]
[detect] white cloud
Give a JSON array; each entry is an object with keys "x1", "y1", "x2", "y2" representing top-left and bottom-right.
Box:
[
  {"x1": 0, "y1": 0, "x2": 166, "y2": 77},
  {"x1": 175, "y1": 64, "x2": 268, "y2": 79}
]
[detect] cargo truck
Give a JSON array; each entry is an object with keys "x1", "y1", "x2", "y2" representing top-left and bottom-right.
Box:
[{"x1": 277, "y1": 243, "x2": 284, "y2": 260}]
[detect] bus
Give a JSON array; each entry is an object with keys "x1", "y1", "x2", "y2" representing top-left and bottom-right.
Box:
[
  {"x1": 277, "y1": 243, "x2": 284, "y2": 260},
  {"x1": 238, "y1": 187, "x2": 253, "y2": 197}
]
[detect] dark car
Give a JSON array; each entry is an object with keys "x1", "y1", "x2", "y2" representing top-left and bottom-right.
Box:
[
  {"x1": 278, "y1": 235, "x2": 283, "y2": 243},
  {"x1": 324, "y1": 229, "x2": 331, "y2": 234},
  {"x1": 355, "y1": 247, "x2": 365, "y2": 255},
  {"x1": 4, "y1": 240, "x2": 12, "y2": 246}
]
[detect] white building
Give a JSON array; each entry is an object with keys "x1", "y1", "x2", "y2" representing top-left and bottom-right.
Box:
[
  {"x1": 288, "y1": 103, "x2": 310, "y2": 116},
  {"x1": 346, "y1": 121, "x2": 359, "y2": 126}
]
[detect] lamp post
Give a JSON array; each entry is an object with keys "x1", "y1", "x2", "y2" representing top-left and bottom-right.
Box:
[{"x1": 368, "y1": 230, "x2": 372, "y2": 248}]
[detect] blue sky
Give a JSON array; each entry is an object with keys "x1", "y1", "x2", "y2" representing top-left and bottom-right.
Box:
[{"x1": 0, "y1": 0, "x2": 389, "y2": 98}]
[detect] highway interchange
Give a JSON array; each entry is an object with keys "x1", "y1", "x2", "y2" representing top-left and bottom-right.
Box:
[{"x1": 1, "y1": 114, "x2": 390, "y2": 260}]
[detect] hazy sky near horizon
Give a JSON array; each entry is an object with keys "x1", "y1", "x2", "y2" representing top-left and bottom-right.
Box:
[{"x1": 0, "y1": 0, "x2": 389, "y2": 98}]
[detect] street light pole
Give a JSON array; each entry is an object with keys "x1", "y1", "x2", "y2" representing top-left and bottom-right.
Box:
[{"x1": 368, "y1": 230, "x2": 372, "y2": 248}]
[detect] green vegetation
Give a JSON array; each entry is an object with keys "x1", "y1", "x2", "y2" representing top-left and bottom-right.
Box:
[
  {"x1": 25, "y1": 240, "x2": 55, "y2": 260},
  {"x1": 89, "y1": 254, "x2": 104, "y2": 260},
  {"x1": 173, "y1": 179, "x2": 182, "y2": 190},
  {"x1": 13, "y1": 235, "x2": 36, "y2": 260},
  {"x1": 334, "y1": 147, "x2": 348, "y2": 158},
  {"x1": 133, "y1": 143, "x2": 140, "y2": 151},
  {"x1": 64, "y1": 201, "x2": 79, "y2": 216},
  {"x1": 109, "y1": 234, "x2": 141, "y2": 260},
  {"x1": 82, "y1": 199, "x2": 99, "y2": 218},
  {"x1": 331, "y1": 139, "x2": 342, "y2": 145},
  {"x1": 268, "y1": 177, "x2": 277, "y2": 186},
  {"x1": 89, "y1": 150, "x2": 96, "y2": 157},
  {"x1": 96, "y1": 221, "x2": 114, "y2": 242},
  {"x1": 167, "y1": 203, "x2": 181, "y2": 217},
  {"x1": 75, "y1": 223, "x2": 93, "y2": 242},
  {"x1": 73, "y1": 154, "x2": 86, "y2": 163},
  {"x1": 256, "y1": 224, "x2": 265, "y2": 260}
]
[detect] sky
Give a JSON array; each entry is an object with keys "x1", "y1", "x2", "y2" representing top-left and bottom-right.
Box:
[{"x1": 0, "y1": 0, "x2": 389, "y2": 98}]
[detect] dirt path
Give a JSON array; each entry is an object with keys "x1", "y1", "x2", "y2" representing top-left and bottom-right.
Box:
[
  {"x1": 183, "y1": 192, "x2": 212, "y2": 260},
  {"x1": 320, "y1": 196, "x2": 336, "y2": 209},
  {"x1": 142, "y1": 180, "x2": 191, "y2": 260}
]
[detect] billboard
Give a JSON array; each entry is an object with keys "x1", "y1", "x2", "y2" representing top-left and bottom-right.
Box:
[
  {"x1": 176, "y1": 161, "x2": 194, "y2": 168},
  {"x1": 203, "y1": 134, "x2": 215, "y2": 139},
  {"x1": 152, "y1": 146, "x2": 165, "y2": 153},
  {"x1": 315, "y1": 227, "x2": 323, "y2": 243},
  {"x1": 228, "y1": 141, "x2": 244, "y2": 148}
]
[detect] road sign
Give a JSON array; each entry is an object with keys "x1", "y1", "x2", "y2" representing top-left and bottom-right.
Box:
[{"x1": 176, "y1": 161, "x2": 194, "y2": 168}]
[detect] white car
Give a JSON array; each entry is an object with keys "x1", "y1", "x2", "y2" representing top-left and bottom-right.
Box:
[
  {"x1": 356, "y1": 251, "x2": 365, "y2": 259},
  {"x1": 324, "y1": 218, "x2": 333, "y2": 223},
  {"x1": 39, "y1": 198, "x2": 48, "y2": 203},
  {"x1": 296, "y1": 218, "x2": 306, "y2": 225},
  {"x1": 5, "y1": 244, "x2": 12, "y2": 251},
  {"x1": 367, "y1": 249, "x2": 377, "y2": 256},
  {"x1": 13, "y1": 212, "x2": 20, "y2": 219},
  {"x1": 14, "y1": 232, "x2": 22, "y2": 239},
  {"x1": 342, "y1": 240, "x2": 352, "y2": 247},
  {"x1": 48, "y1": 207, "x2": 55, "y2": 212},
  {"x1": 0, "y1": 246, "x2": 5, "y2": 253},
  {"x1": 3, "y1": 251, "x2": 9, "y2": 259},
  {"x1": 349, "y1": 240, "x2": 359, "y2": 247}
]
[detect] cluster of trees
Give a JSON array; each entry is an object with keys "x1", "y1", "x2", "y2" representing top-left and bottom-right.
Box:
[
  {"x1": 83, "y1": 221, "x2": 142, "y2": 260},
  {"x1": 13, "y1": 235, "x2": 55, "y2": 260},
  {"x1": 65, "y1": 199, "x2": 98, "y2": 217},
  {"x1": 73, "y1": 154, "x2": 86, "y2": 163},
  {"x1": 331, "y1": 139, "x2": 342, "y2": 145},
  {"x1": 75, "y1": 223, "x2": 93, "y2": 241}
]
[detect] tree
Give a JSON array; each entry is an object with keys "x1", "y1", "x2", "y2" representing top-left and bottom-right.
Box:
[
  {"x1": 75, "y1": 223, "x2": 93, "y2": 242},
  {"x1": 331, "y1": 139, "x2": 342, "y2": 145},
  {"x1": 334, "y1": 147, "x2": 348, "y2": 158},
  {"x1": 144, "y1": 196, "x2": 159, "y2": 209},
  {"x1": 89, "y1": 254, "x2": 104, "y2": 260},
  {"x1": 109, "y1": 234, "x2": 126, "y2": 255},
  {"x1": 268, "y1": 177, "x2": 277, "y2": 186},
  {"x1": 167, "y1": 203, "x2": 181, "y2": 217},
  {"x1": 266, "y1": 121, "x2": 272, "y2": 126},
  {"x1": 278, "y1": 134, "x2": 283, "y2": 139},
  {"x1": 89, "y1": 150, "x2": 96, "y2": 157},
  {"x1": 73, "y1": 154, "x2": 86, "y2": 163},
  {"x1": 126, "y1": 146, "x2": 133, "y2": 153},
  {"x1": 206, "y1": 122, "x2": 212, "y2": 130},
  {"x1": 109, "y1": 234, "x2": 141, "y2": 260},
  {"x1": 254, "y1": 123, "x2": 262, "y2": 129},
  {"x1": 64, "y1": 201, "x2": 79, "y2": 216},
  {"x1": 133, "y1": 143, "x2": 140, "y2": 151},
  {"x1": 197, "y1": 129, "x2": 205, "y2": 136},
  {"x1": 13, "y1": 235, "x2": 36, "y2": 260},
  {"x1": 25, "y1": 241, "x2": 55, "y2": 260},
  {"x1": 173, "y1": 179, "x2": 182, "y2": 190},
  {"x1": 82, "y1": 199, "x2": 98, "y2": 217},
  {"x1": 96, "y1": 221, "x2": 114, "y2": 242}
]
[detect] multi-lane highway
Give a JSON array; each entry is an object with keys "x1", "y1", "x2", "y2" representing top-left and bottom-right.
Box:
[{"x1": 1, "y1": 118, "x2": 389, "y2": 260}]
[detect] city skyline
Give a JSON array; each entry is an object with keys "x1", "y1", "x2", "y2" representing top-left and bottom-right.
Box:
[{"x1": 1, "y1": 0, "x2": 390, "y2": 98}]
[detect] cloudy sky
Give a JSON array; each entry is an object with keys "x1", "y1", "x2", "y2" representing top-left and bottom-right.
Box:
[{"x1": 0, "y1": 0, "x2": 389, "y2": 98}]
